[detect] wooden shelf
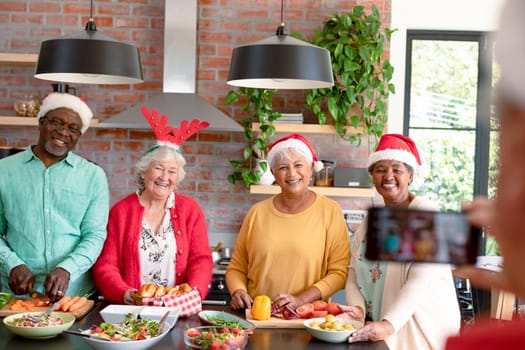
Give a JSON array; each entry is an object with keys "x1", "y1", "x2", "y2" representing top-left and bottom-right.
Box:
[
  {"x1": 251, "y1": 123, "x2": 363, "y2": 135},
  {"x1": 0, "y1": 116, "x2": 99, "y2": 127},
  {"x1": 250, "y1": 184, "x2": 374, "y2": 197},
  {"x1": 0, "y1": 53, "x2": 38, "y2": 66}
]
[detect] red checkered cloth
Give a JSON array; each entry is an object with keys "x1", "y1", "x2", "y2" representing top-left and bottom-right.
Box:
[{"x1": 141, "y1": 289, "x2": 202, "y2": 317}]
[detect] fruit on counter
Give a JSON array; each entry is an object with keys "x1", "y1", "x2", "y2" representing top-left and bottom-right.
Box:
[
  {"x1": 327, "y1": 302, "x2": 343, "y2": 316},
  {"x1": 296, "y1": 303, "x2": 314, "y2": 319},
  {"x1": 311, "y1": 310, "x2": 329, "y2": 318},
  {"x1": 251, "y1": 295, "x2": 271, "y2": 320},
  {"x1": 312, "y1": 300, "x2": 328, "y2": 311},
  {"x1": 138, "y1": 282, "x2": 193, "y2": 298}
]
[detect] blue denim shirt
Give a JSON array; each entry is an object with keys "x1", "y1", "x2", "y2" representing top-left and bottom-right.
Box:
[{"x1": 0, "y1": 147, "x2": 109, "y2": 296}]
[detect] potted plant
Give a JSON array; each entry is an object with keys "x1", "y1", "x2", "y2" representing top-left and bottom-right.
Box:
[
  {"x1": 225, "y1": 87, "x2": 281, "y2": 188},
  {"x1": 297, "y1": 5, "x2": 395, "y2": 149}
]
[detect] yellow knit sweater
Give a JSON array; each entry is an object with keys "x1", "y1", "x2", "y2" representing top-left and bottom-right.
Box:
[{"x1": 226, "y1": 192, "x2": 350, "y2": 300}]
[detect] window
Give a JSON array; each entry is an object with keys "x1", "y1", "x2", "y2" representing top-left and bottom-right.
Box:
[{"x1": 404, "y1": 31, "x2": 498, "y2": 216}]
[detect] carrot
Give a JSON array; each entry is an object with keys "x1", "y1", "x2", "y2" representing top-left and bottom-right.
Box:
[
  {"x1": 67, "y1": 296, "x2": 88, "y2": 312},
  {"x1": 57, "y1": 296, "x2": 72, "y2": 311},
  {"x1": 61, "y1": 296, "x2": 80, "y2": 312}
]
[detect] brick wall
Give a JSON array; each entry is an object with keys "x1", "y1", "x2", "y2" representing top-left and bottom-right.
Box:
[{"x1": 0, "y1": 0, "x2": 390, "y2": 244}]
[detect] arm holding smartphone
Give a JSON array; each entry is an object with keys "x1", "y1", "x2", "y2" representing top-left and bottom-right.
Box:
[{"x1": 453, "y1": 198, "x2": 512, "y2": 292}]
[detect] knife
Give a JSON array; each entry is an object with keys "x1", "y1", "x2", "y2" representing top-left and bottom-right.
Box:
[
  {"x1": 63, "y1": 329, "x2": 111, "y2": 341},
  {"x1": 28, "y1": 287, "x2": 47, "y2": 299}
]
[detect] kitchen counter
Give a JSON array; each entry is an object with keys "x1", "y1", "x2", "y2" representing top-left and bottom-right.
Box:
[{"x1": 0, "y1": 302, "x2": 389, "y2": 350}]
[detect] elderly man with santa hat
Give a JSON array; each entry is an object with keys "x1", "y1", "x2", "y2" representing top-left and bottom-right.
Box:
[
  {"x1": 342, "y1": 133, "x2": 461, "y2": 350},
  {"x1": 0, "y1": 92, "x2": 109, "y2": 303},
  {"x1": 226, "y1": 133, "x2": 350, "y2": 313}
]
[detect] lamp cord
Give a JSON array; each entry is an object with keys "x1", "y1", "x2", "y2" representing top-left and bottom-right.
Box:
[
  {"x1": 85, "y1": 0, "x2": 97, "y2": 32},
  {"x1": 276, "y1": 0, "x2": 287, "y2": 36}
]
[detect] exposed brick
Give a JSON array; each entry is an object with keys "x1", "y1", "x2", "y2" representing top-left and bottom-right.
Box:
[
  {"x1": 0, "y1": 2, "x2": 27, "y2": 11},
  {"x1": 11, "y1": 14, "x2": 44, "y2": 25}
]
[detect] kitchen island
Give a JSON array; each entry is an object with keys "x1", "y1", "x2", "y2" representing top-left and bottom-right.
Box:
[{"x1": 0, "y1": 302, "x2": 389, "y2": 350}]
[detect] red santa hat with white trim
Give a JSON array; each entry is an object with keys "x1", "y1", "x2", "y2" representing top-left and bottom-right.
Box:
[
  {"x1": 267, "y1": 133, "x2": 324, "y2": 172},
  {"x1": 37, "y1": 92, "x2": 93, "y2": 134},
  {"x1": 367, "y1": 133, "x2": 427, "y2": 177}
]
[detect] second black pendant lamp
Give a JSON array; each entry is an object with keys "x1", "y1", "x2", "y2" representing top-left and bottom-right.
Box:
[
  {"x1": 227, "y1": 0, "x2": 334, "y2": 90},
  {"x1": 34, "y1": 0, "x2": 143, "y2": 85}
]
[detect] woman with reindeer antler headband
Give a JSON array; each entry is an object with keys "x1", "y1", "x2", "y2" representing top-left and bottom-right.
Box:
[{"x1": 93, "y1": 107, "x2": 213, "y2": 304}]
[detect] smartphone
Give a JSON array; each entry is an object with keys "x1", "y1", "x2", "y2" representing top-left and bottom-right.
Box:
[{"x1": 365, "y1": 207, "x2": 481, "y2": 265}]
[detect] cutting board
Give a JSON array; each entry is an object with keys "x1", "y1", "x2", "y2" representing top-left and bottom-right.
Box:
[
  {"x1": 245, "y1": 309, "x2": 306, "y2": 328},
  {"x1": 0, "y1": 298, "x2": 95, "y2": 320}
]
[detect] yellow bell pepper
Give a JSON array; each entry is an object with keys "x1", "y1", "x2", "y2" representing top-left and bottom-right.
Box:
[{"x1": 251, "y1": 295, "x2": 271, "y2": 320}]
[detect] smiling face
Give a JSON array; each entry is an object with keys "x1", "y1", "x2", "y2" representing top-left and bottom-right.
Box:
[
  {"x1": 371, "y1": 160, "x2": 413, "y2": 206},
  {"x1": 271, "y1": 149, "x2": 313, "y2": 195},
  {"x1": 141, "y1": 159, "x2": 180, "y2": 200},
  {"x1": 37, "y1": 108, "x2": 83, "y2": 160}
]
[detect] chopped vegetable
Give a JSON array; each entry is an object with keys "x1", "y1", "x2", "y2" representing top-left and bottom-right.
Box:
[
  {"x1": 82, "y1": 313, "x2": 161, "y2": 341},
  {"x1": 205, "y1": 314, "x2": 248, "y2": 329},
  {"x1": 186, "y1": 327, "x2": 246, "y2": 349},
  {"x1": 7, "y1": 313, "x2": 64, "y2": 327}
]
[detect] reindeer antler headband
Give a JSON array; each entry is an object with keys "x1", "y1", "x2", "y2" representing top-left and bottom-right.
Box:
[{"x1": 141, "y1": 106, "x2": 210, "y2": 154}]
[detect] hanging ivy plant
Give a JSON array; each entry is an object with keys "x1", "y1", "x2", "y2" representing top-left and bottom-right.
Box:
[
  {"x1": 224, "y1": 87, "x2": 280, "y2": 188},
  {"x1": 298, "y1": 5, "x2": 396, "y2": 148}
]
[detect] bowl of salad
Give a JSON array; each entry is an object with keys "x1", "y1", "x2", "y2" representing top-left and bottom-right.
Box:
[
  {"x1": 184, "y1": 326, "x2": 249, "y2": 350},
  {"x1": 3, "y1": 311, "x2": 75, "y2": 339},
  {"x1": 198, "y1": 310, "x2": 255, "y2": 333},
  {"x1": 76, "y1": 313, "x2": 170, "y2": 350}
]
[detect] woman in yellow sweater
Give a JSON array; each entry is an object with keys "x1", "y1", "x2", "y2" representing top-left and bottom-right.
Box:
[{"x1": 226, "y1": 134, "x2": 350, "y2": 311}]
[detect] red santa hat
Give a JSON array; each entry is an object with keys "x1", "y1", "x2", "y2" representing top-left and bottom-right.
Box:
[
  {"x1": 367, "y1": 134, "x2": 426, "y2": 176},
  {"x1": 37, "y1": 92, "x2": 93, "y2": 134},
  {"x1": 267, "y1": 133, "x2": 324, "y2": 172}
]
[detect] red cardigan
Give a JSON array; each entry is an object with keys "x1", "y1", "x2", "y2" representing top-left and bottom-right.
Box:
[{"x1": 93, "y1": 193, "x2": 213, "y2": 303}]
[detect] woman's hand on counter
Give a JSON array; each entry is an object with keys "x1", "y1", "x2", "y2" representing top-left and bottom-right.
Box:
[
  {"x1": 339, "y1": 304, "x2": 365, "y2": 324},
  {"x1": 230, "y1": 289, "x2": 253, "y2": 310},
  {"x1": 347, "y1": 320, "x2": 394, "y2": 343}
]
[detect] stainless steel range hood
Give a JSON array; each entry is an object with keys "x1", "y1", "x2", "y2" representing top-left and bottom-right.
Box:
[{"x1": 99, "y1": 0, "x2": 242, "y2": 132}]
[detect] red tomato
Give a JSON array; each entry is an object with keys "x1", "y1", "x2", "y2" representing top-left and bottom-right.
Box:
[
  {"x1": 327, "y1": 302, "x2": 343, "y2": 316},
  {"x1": 221, "y1": 327, "x2": 230, "y2": 334},
  {"x1": 186, "y1": 328, "x2": 201, "y2": 337},
  {"x1": 227, "y1": 336, "x2": 246, "y2": 346},
  {"x1": 312, "y1": 300, "x2": 328, "y2": 311},
  {"x1": 210, "y1": 340, "x2": 221, "y2": 350},
  {"x1": 296, "y1": 304, "x2": 314, "y2": 319},
  {"x1": 311, "y1": 310, "x2": 329, "y2": 318}
]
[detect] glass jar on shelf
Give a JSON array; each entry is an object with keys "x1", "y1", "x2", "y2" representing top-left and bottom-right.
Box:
[
  {"x1": 13, "y1": 95, "x2": 40, "y2": 117},
  {"x1": 315, "y1": 160, "x2": 335, "y2": 187}
]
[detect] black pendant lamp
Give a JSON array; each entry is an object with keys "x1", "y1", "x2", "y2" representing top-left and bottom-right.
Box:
[
  {"x1": 227, "y1": 0, "x2": 334, "y2": 90},
  {"x1": 34, "y1": 0, "x2": 143, "y2": 85}
]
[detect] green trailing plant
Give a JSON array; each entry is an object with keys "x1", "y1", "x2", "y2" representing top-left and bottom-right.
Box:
[
  {"x1": 297, "y1": 5, "x2": 396, "y2": 148},
  {"x1": 225, "y1": 87, "x2": 280, "y2": 188}
]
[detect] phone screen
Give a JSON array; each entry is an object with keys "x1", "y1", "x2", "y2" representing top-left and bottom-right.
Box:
[{"x1": 365, "y1": 207, "x2": 481, "y2": 265}]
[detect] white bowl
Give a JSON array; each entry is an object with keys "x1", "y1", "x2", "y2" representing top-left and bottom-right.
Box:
[
  {"x1": 304, "y1": 317, "x2": 362, "y2": 343},
  {"x1": 3, "y1": 311, "x2": 75, "y2": 339},
  {"x1": 79, "y1": 321, "x2": 170, "y2": 350},
  {"x1": 100, "y1": 304, "x2": 180, "y2": 329}
]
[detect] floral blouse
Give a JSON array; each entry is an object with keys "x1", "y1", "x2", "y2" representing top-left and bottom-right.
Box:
[{"x1": 138, "y1": 192, "x2": 177, "y2": 287}]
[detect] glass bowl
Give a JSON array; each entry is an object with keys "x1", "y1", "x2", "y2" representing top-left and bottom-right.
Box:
[{"x1": 184, "y1": 326, "x2": 249, "y2": 349}]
